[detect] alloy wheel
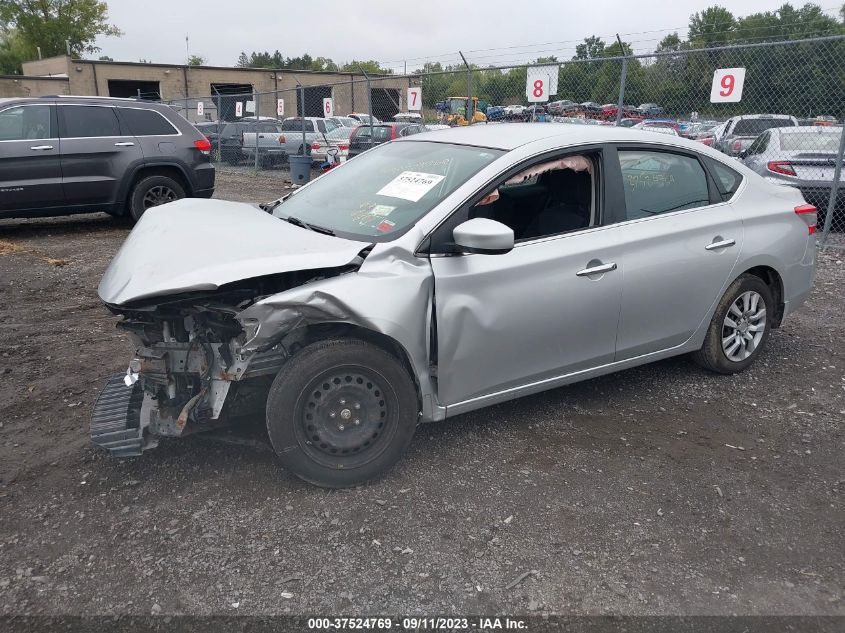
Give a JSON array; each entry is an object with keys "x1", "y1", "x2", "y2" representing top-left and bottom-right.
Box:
[{"x1": 721, "y1": 290, "x2": 766, "y2": 362}]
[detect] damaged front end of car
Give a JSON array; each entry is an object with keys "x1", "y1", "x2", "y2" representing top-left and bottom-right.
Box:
[{"x1": 91, "y1": 266, "x2": 368, "y2": 456}]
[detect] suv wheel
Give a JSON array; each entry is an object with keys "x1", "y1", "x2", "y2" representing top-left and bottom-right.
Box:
[
  {"x1": 128, "y1": 175, "x2": 186, "y2": 222},
  {"x1": 266, "y1": 339, "x2": 419, "y2": 488},
  {"x1": 692, "y1": 274, "x2": 773, "y2": 374}
]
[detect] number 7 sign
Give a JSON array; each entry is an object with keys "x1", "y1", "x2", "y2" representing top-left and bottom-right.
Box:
[
  {"x1": 710, "y1": 68, "x2": 746, "y2": 103},
  {"x1": 407, "y1": 87, "x2": 421, "y2": 111}
]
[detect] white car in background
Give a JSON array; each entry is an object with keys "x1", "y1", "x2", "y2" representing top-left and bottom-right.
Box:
[
  {"x1": 632, "y1": 122, "x2": 679, "y2": 136},
  {"x1": 504, "y1": 104, "x2": 526, "y2": 116},
  {"x1": 329, "y1": 116, "x2": 360, "y2": 128},
  {"x1": 311, "y1": 126, "x2": 356, "y2": 163}
]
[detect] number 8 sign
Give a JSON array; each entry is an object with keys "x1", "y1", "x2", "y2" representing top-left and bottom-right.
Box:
[
  {"x1": 526, "y1": 66, "x2": 551, "y2": 103},
  {"x1": 710, "y1": 67, "x2": 746, "y2": 103}
]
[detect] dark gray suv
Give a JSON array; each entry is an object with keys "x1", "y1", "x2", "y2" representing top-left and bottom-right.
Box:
[{"x1": 0, "y1": 96, "x2": 215, "y2": 222}]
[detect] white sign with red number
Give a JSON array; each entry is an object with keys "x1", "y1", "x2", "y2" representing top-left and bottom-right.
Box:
[
  {"x1": 407, "y1": 87, "x2": 422, "y2": 111},
  {"x1": 196, "y1": 102, "x2": 204, "y2": 117},
  {"x1": 277, "y1": 98, "x2": 285, "y2": 117},
  {"x1": 710, "y1": 68, "x2": 746, "y2": 103},
  {"x1": 526, "y1": 65, "x2": 559, "y2": 103},
  {"x1": 235, "y1": 102, "x2": 243, "y2": 117},
  {"x1": 323, "y1": 98, "x2": 334, "y2": 117}
]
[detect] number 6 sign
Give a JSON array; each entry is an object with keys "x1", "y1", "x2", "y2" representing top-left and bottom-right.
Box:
[
  {"x1": 323, "y1": 98, "x2": 334, "y2": 117},
  {"x1": 710, "y1": 68, "x2": 746, "y2": 103}
]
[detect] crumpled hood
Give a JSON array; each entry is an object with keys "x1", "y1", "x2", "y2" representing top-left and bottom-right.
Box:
[{"x1": 98, "y1": 198, "x2": 371, "y2": 306}]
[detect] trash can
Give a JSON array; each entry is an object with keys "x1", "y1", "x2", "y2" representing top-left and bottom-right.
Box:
[{"x1": 289, "y1": 155, "x2": 312, "y2": 185}]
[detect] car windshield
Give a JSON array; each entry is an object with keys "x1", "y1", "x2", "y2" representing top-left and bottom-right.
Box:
[
  {"x1": 733, "y1": 118, "x2": 794, "y2": 136},
  {"x1": 273, "y1": 141, "x2": 503, "y2": 241},
  {"x1": 781, "y1": 129, "x2": 842, "y2": 151},
  {"x1": 356, "y1": 126, "x2": 393, "y2": 141}
]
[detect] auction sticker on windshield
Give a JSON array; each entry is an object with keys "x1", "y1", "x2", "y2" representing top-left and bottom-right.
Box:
[{"x1": 377, "y1": 171, "x2": 445, "y2": 202}]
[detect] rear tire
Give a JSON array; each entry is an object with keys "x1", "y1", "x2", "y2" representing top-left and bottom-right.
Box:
[
  {"x1": 128, "y1": 175, "x2": 185, "y2": 223},
  {"x1": 266, "y1": 339, "x2": 418, "y2": 488},
  {"x1": 692, "y1": 274, "x2": 773, "y2": 374}
]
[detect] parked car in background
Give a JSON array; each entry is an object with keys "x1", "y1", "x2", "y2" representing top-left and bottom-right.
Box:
[
  {"x1": 310, "y1": 126, "x2": 356, "y2": 163},
  {"x1": 0, "y1": 96, "x2": 214, "y2": 222},
  {"x1": 713, "y1": 114, "x2": 798, "y2": 157},
  {"x1": 617, "y1": 117, "x2": 641, "y2": 128},
  {"x1": 485, "y1": 105, "x2": 506, "y2": 121},
  {"x1": 93, "y1": 123, "x2": 816, "y2": 487},
  {"x1": 741, "y1": 125, "x2": 844, "y2": 227},
  {"x1": 347, "y1": 122, "x2": 425, "y2": 158},
  {"x1": 682, "y1": 121, "x2": 721, "y2": 147},
  {"x1": 394, "y1": 112, "x2": 424, "y2": 124},
  {"x1": 241, "y1": 120, "x2": 287, "y2": 166},
  {"x1": 278, "y1": 117, "x2": 339, "y2": 158},
  {"x1": 547, "y1": 100, "x2": 579, "y2": 116},
  {"x1": 217, "y1": 121, "x2": 252, "y2": 164},
  {"x1": 329, "y1": 116, "x2": 360, "y2": 128},
  {"x1": 503, "y1": 105, "x2": 526, "y2": 118},
  {"x1": 524, "y1": 105, "x2": 548, "y2": 121},
  {"x1": 637, "y1": 103, "x2": 665, "y2": 118},
  {"x1": 580, "y1": 102, "x2": 603, "y2": 117},
  {"x1": 632, "y1": 121, "x2": 679, "y2": 136},
  {"x1": 348, "y1": 113, "x2": 380, "y2": 125}
]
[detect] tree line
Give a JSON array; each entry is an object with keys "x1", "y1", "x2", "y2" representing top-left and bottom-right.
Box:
[{"x1": 419, "y1": 3, "x2": 845, "y2": 119}]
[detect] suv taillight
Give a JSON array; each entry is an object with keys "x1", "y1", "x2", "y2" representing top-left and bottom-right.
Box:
[
  {"x1": 194, "y1": 139, "x2": 211, "y2": 154},
  {"x1": 278, "y1": 135, "x2": 285, "y2": 144},
  {"x1": 767, "y1": 161, "x2": 797, "y2": 176},
  {"x1": 795, "y1": 203, "x2": 818, "y2": 235}
]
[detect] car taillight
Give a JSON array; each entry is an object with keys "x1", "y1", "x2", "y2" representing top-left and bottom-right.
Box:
[
  {"x1": 390, "y1": 127, "x2": 397, "y2": 140},
  {"x1": 194, "y1": 138, "x2": 211, "y2": 154},
  {"x1": 278, "y1": 135, "x2": 284, "y2": 144},
  {"x1": 339, "y1": 144, "x2": 348, "y2": 151},
  {"x1": 767, "y1": 161, "x2": 797, "y2": 176},
  {"x1": 311, "y1": 142, "x2": 320, "y2": 150},
  {"x1": 795, "y1": 203, "x2": 818, "y2": 235},
  {"x1": 732, "y1": 140, "x2": 742, "y2": 152}
]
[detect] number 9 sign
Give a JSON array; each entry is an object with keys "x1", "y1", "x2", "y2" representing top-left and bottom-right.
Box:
[{"x1": 710, "y1": 67, "x2": 746, "y2": 103}]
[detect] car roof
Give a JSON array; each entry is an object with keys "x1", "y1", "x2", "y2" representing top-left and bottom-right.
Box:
[{"x1": 402, "y1": 122, "x2": 729, "y2": 152}]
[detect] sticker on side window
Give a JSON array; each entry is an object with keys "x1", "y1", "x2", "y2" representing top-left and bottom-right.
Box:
[{"x1": 377, "y1": 171, "x2": 445, "y2": 202}]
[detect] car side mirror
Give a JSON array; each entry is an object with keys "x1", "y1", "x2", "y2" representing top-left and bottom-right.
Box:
[
  {"x1": 739, "y1": 149, "x2": 749, "y2": 159},
  {"x1": 453, "y1": 218, "x2": 514, "y2": 255}
]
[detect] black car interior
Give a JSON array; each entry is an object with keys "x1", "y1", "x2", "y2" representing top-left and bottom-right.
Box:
[{"x1": 469, "y1": 155, "x2": 595, "y2": 241}]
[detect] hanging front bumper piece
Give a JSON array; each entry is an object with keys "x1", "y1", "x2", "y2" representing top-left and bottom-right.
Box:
[{"x1": 90, "y1": 373, "x2": 147, "y2": 457}]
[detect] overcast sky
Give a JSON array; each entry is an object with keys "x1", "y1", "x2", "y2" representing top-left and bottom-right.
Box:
[{"x1": 94, "y1": 0, "x2": 838, "y2": 71}]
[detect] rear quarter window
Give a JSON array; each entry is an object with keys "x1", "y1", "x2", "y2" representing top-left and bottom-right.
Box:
[
  {"x1": 119, "y1": 108, "x2": 179, "y2": 136},
  {"x1": 706, "y1": 158, "x2": 743, "y2": 201}
]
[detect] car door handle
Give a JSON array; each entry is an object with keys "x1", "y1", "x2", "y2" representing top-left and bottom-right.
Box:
[
  {"x1": 705, "y1": 239, "x2": 736, "y2": 251},
  {"x1": 114, "y1": 142, "x2": 135, "y2": 147},
  {"x1": 30, "y1": 145, "x2": 53, "y2": 150},
  {"x1": 576, "y1": 262, "x2": 617, "y2": 277}
]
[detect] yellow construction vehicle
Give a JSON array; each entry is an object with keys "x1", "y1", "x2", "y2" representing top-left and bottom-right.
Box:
[{"x1": 444, "y1": 97, "x2": 487, "y2": 126}]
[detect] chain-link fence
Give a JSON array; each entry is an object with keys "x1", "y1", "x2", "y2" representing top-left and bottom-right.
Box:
[{"x1": 151, "y1": 35, "x2": 845, "y2": 247}]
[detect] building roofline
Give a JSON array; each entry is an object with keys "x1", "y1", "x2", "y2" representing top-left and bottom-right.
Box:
[{"x1": 69, "y1": 58, "x2": 397, "y2": 78}]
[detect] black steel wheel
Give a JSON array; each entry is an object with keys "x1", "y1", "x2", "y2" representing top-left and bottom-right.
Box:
[{"x1": 266, "y1": 339, "x2": 418, "y2": 488}]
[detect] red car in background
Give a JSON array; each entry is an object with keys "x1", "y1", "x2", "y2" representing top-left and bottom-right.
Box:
[{"x1": 600, "y1": 104, "x2": 643, "y2": 121}]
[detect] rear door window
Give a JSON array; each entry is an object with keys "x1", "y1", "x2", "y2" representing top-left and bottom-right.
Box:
[
  {"x1": 0, "y1": 105, "x2": 53, "y2": 140},
  {"x1": 617, "y1": 150, "x2": 711, "y2": 220},
  {"x1": 60, "y1": 105, "x2": 122, "y2": 138},
  {"x1": 706, "y1": 158, "x2": 743, "y2": 201}
]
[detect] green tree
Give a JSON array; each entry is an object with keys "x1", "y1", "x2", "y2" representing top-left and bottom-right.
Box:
[
  {"x1": 689, "y1": 5, "x2": 736, "y2": 46},
  {"x1": 574, "y1": 36, "x2": 605, "y2": 60},
  {"x1": 338, "y1": 59, "x2": 392, "y2": 74},
  {"x1": 187, "y1": 54, "x2": 204, "y2": 66},
  {"x1": 0, "y1": 0, "x2": 121, "y2": 59},
  {"x1": 0, "y1": 27, "x2": 31, "y2": 73}
]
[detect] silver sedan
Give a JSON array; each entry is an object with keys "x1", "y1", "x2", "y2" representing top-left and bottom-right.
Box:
[
  {"x1": 741, "y1": 125, "x2": 843, "y2": 228},
  {"x1": 94, "y1": 124, "x2": 817, "y2": 487}
]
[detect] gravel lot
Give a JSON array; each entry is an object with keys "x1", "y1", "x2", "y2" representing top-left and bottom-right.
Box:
[{"x1": 0, "y1": 168, "x2": 843, "y2": 617}]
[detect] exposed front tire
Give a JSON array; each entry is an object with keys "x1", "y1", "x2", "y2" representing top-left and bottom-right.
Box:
[
  {"x1": 128, "y1": 174, "x2": 185, "y2": 222},
  {"x1": 266, "y1": 339, "x2": 419, "y2": 488},
  {"x1": 692, "y1": 274, "x2": 773, "y2": 374}
]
